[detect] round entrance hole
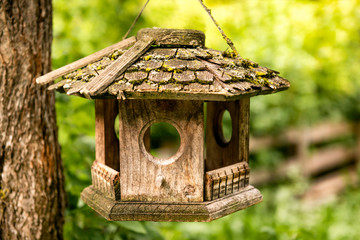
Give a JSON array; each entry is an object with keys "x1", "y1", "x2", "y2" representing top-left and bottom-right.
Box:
[
  {"x1": 220, "y1": 110, "x2": 232, "y2": 144},
  {"x1": 144, "y1": 122, "x2": 181, "y2": 160}
]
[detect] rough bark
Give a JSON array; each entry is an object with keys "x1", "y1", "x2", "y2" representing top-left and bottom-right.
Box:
[{"x1": 0, "y1": 0, "x2": 66, "y2": 239}]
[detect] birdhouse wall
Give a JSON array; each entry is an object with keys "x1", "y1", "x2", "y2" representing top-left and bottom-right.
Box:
[
  {"x1": 95, "y1": 99, "x2": 120, "y2": 171},
  {"x1": 205, "y1": 98, "x2": 250, "y2": 171},
  {"x1": 118, "y1": 99, "x2": 204, "y2": 202}
]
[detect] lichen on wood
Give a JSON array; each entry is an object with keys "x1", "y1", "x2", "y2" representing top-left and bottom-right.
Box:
[{"x1": 45, "y1": 28, "x2": 290, "y2": 101}]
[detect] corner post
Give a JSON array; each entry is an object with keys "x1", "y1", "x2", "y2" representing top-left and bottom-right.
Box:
[{"x1": 95, "y1": 99, "x2": 120, "y2": 171}]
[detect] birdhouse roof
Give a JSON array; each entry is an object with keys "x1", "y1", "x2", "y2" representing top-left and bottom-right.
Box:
[{"x1": 40, "y1": 28, "x2": 290, "y2": 101}]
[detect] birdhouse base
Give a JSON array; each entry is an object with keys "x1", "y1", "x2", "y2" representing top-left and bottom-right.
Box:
[{"x1": 81, "y1": 185, "x2": 262, "y2": 222}]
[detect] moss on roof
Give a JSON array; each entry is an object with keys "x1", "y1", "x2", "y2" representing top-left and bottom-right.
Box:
[{"x1": 49, "y1": 31, "x2": 289, "y2": 101}]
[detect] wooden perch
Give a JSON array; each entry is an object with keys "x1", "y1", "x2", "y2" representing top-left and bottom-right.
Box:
[
  {"x1": 36, "y1": 36, "x2": 136, "y2": 85},
  {"x1": 80, "y1": 37, "x2": 154, "y2": 97}
]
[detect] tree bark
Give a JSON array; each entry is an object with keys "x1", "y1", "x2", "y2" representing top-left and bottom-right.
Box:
[{"x1": 0, "y1": 1, "x2": 66, "y2": 239}]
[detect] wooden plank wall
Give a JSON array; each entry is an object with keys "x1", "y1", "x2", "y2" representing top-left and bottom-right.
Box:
[
  {"x1": 118, "y1": 99, "x2": 204, "y2": 202},
  {"x1": 250, "y1": 121, "x2": 360, "y2": 202}
]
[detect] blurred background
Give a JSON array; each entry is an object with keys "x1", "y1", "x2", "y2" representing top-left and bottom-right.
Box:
[{"x1": 53, "y1": 0, "x2": 360, "y2": 239}]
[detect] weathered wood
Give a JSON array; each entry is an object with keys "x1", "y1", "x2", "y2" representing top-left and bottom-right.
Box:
[
  {"x1": 229, "y1": 82, "x2": 252, "y2": 91},
  {"x1": 144, "y1": 48, "x2": 178, "y2": 59},
  {"x1": 205, "y1": 162, "x2": 249, "y2": 201},
  {"x1": 187, "y1": 60, "x2": 206, "y2": 71},
  {"x1": 149, "y1": 71, "x2": 173, "y2": 83},
  {"x1": 118, "y1": 100, "x2": 204, "y2": 202},
  {"x1": 137, "y1": 28, "x2": 205, "y2": 47},
  {"x1": 139, "y1": 59, "x2": 163, "y2": 71},
  {"x1": 196, "y1": 71, "x2": 214, "y2": 83},
  {"x1": 158, "y1": 83, "x2": 183, "y2": 92},
  {"x1": 176, "y1": 48, "x2": 196, "y2": 60},
  {"x1": 206, "y1": 99, "x2": 250, "y2": 171},
  {"x1": 91, "y1": 161, "x2": 120, "y2": 200},
  {"x1": 174, "y1": 70, "x2": 196, "y2": 83},
  {"x1": 163, "y1": 59, "x2": 187, "y2": 71},
  {"x1": 226, "y1": 69, "x2": 246, "y2": 80},
  {"x1": 187, "y1": 83, "x2": 210, "y2": 92},
  {"x1": 108, "y1": 81, "x2": 133, "y2": 95},
  {"x1": 124, "y1": 71, "x2": 148, "y2": 84},
  {"x1": 47, "y1": 79, "x2": 71, "y2": 91},
  {"x1": 95, "y1": 99, "x2": 119, "y2": 170},
  {"x1": 188, "y1": 48, "x2": 211, "y2": 59},
  {"x1": 66, "y1": 81, "x2": 87, "y2": 95},
  {"x1": 201, "y1": 59, "x2": 233, "y2": 82},
  {"x1": 81, "y1": 185, "x2": 262, "y2": 222},
  {"x1": 134, "y1": 82, "x2": 158, "y2": 92},
  {"x1": 36, "y1": 36, "x2": 136, "y2": 85},
  {"x1": 81, "y1": 37, "x2": 154, "y2": 97}
]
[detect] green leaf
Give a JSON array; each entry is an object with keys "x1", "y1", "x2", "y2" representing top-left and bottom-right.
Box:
[{"x1": 117, "y1": 221, "x2": 147, "y2": 234}]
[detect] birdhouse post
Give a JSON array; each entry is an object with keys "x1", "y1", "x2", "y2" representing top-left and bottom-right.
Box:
[{"x1": 37, "y1": 28, "x2": 290, "y2": 222}]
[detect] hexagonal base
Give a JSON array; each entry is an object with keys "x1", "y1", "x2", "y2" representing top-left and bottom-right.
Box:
[{"x1": 81, "y1": 185, "x2": 262, "y2": 222}]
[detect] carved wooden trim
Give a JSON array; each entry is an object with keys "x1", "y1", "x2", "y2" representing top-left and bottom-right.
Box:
[
  {"x1": 91, "y1": 162, "x2": 120, "y2": 200},
  {"x1": 205, "y1": 162, "x2": 250, "y2": 201},
  {"x1": 81, "y1": 185, "x2": 262, "y2": 222}
]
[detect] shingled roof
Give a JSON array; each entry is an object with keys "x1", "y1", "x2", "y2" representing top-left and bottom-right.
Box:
[{"x1": 43, "y1": 28, "x2": 290, "y2": 101}]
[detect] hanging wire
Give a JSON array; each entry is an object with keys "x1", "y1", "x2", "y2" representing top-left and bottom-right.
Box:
[
  {"x1": 122, "y1": 0, "x2": 240, "y2": 58},
  {"x1": 197, "y1": 0, "x2": 240, "y2": 58},
  {"x1": 122, "y1": 0, "x2": 151, "y2": 40}
]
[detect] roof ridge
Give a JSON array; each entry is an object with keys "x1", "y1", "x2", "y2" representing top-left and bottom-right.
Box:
[{"x1": 80, "y1": 37, "x2": 154, "y2": 98}]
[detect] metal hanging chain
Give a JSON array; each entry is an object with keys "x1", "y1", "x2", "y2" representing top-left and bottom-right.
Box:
[
  {"x1": 123, "y1": 0, "x2": 240, "y2": 58},
  {"x1": 122, "y1": 0, "x2": 151, "y2": 40},
  {"x1": 197, "y1": 0, "x2": 240, "y2": 58}
]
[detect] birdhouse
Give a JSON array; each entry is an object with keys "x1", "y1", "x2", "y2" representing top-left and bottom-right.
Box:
[{"x1": 37, "y1": 28, "x2": 290, "y2": 222}]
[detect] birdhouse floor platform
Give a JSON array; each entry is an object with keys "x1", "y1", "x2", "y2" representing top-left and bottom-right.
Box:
[{"x1": 81, "y1": 185, "x2": 262, "y2": 222}]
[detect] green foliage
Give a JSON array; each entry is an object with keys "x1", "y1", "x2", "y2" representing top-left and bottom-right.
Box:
[
  {"x1": 159, "y1": 185, "x2": 360, "y2": 240},
  {"x1": 52, "y1": 0, "x2": 360, "y2": 239}
]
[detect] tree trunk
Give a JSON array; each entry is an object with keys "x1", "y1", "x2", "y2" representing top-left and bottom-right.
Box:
[{"x1": 0, "y1": 1, "x2": 66, "y2": 239}]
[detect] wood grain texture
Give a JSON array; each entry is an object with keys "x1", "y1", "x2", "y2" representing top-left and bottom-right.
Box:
[
  {"x1": 36, "y1": 36, "x2": 136, "y2": 85},
  {"x1": 206, "y1": 99, "x2": 250, "y2": 171},
  {"x1": 137, "y1": 28, "x2": 205, "y2": 47},
  {"x1": 95, "y1": 99, "x2": 119, "y2": 171},
  {"x1": 201, "y1": 59, "x2": 233, "y2": 82},
  {"x1": 81, "y1": 185, "x2": 262, "y2": 222},
  {"x1": 139, "y1": 59, "x2": 163, "y2": 71},
  {"x1": 124, "y1": 71, "x2": 148, "y2": 84},
  {"x1": 196, "y1": 71, "x2": 214, "y2": 83},
  {"x1": 91, "y1": 162, "x2": 120, "y2": 200},
  {"x1": 118, "y1": 100, "x2": 204, "y2": 202},
  {"x1": 144, "y1": 48, "x2": 177, "y2": 59},
  {"x1": 205, "y1": 162, "x2": 250, "y2": 201},
  {"x1": 176, "y1": 48, "x2": 196, "y2": 60},
  {"x1": 173, "y1": 70, "x2": 196, "y2": 83},
  {"x1": 82, "y1": 38, "x2": 154, "y2": 96},
  {"x1": 149, "y1": 71, "x2": 173, "y2": 83}
]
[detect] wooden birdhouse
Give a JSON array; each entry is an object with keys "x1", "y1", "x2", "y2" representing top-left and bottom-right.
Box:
[{"x1": 37, "y1": 28, "x2": 290, "y2": 222}]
